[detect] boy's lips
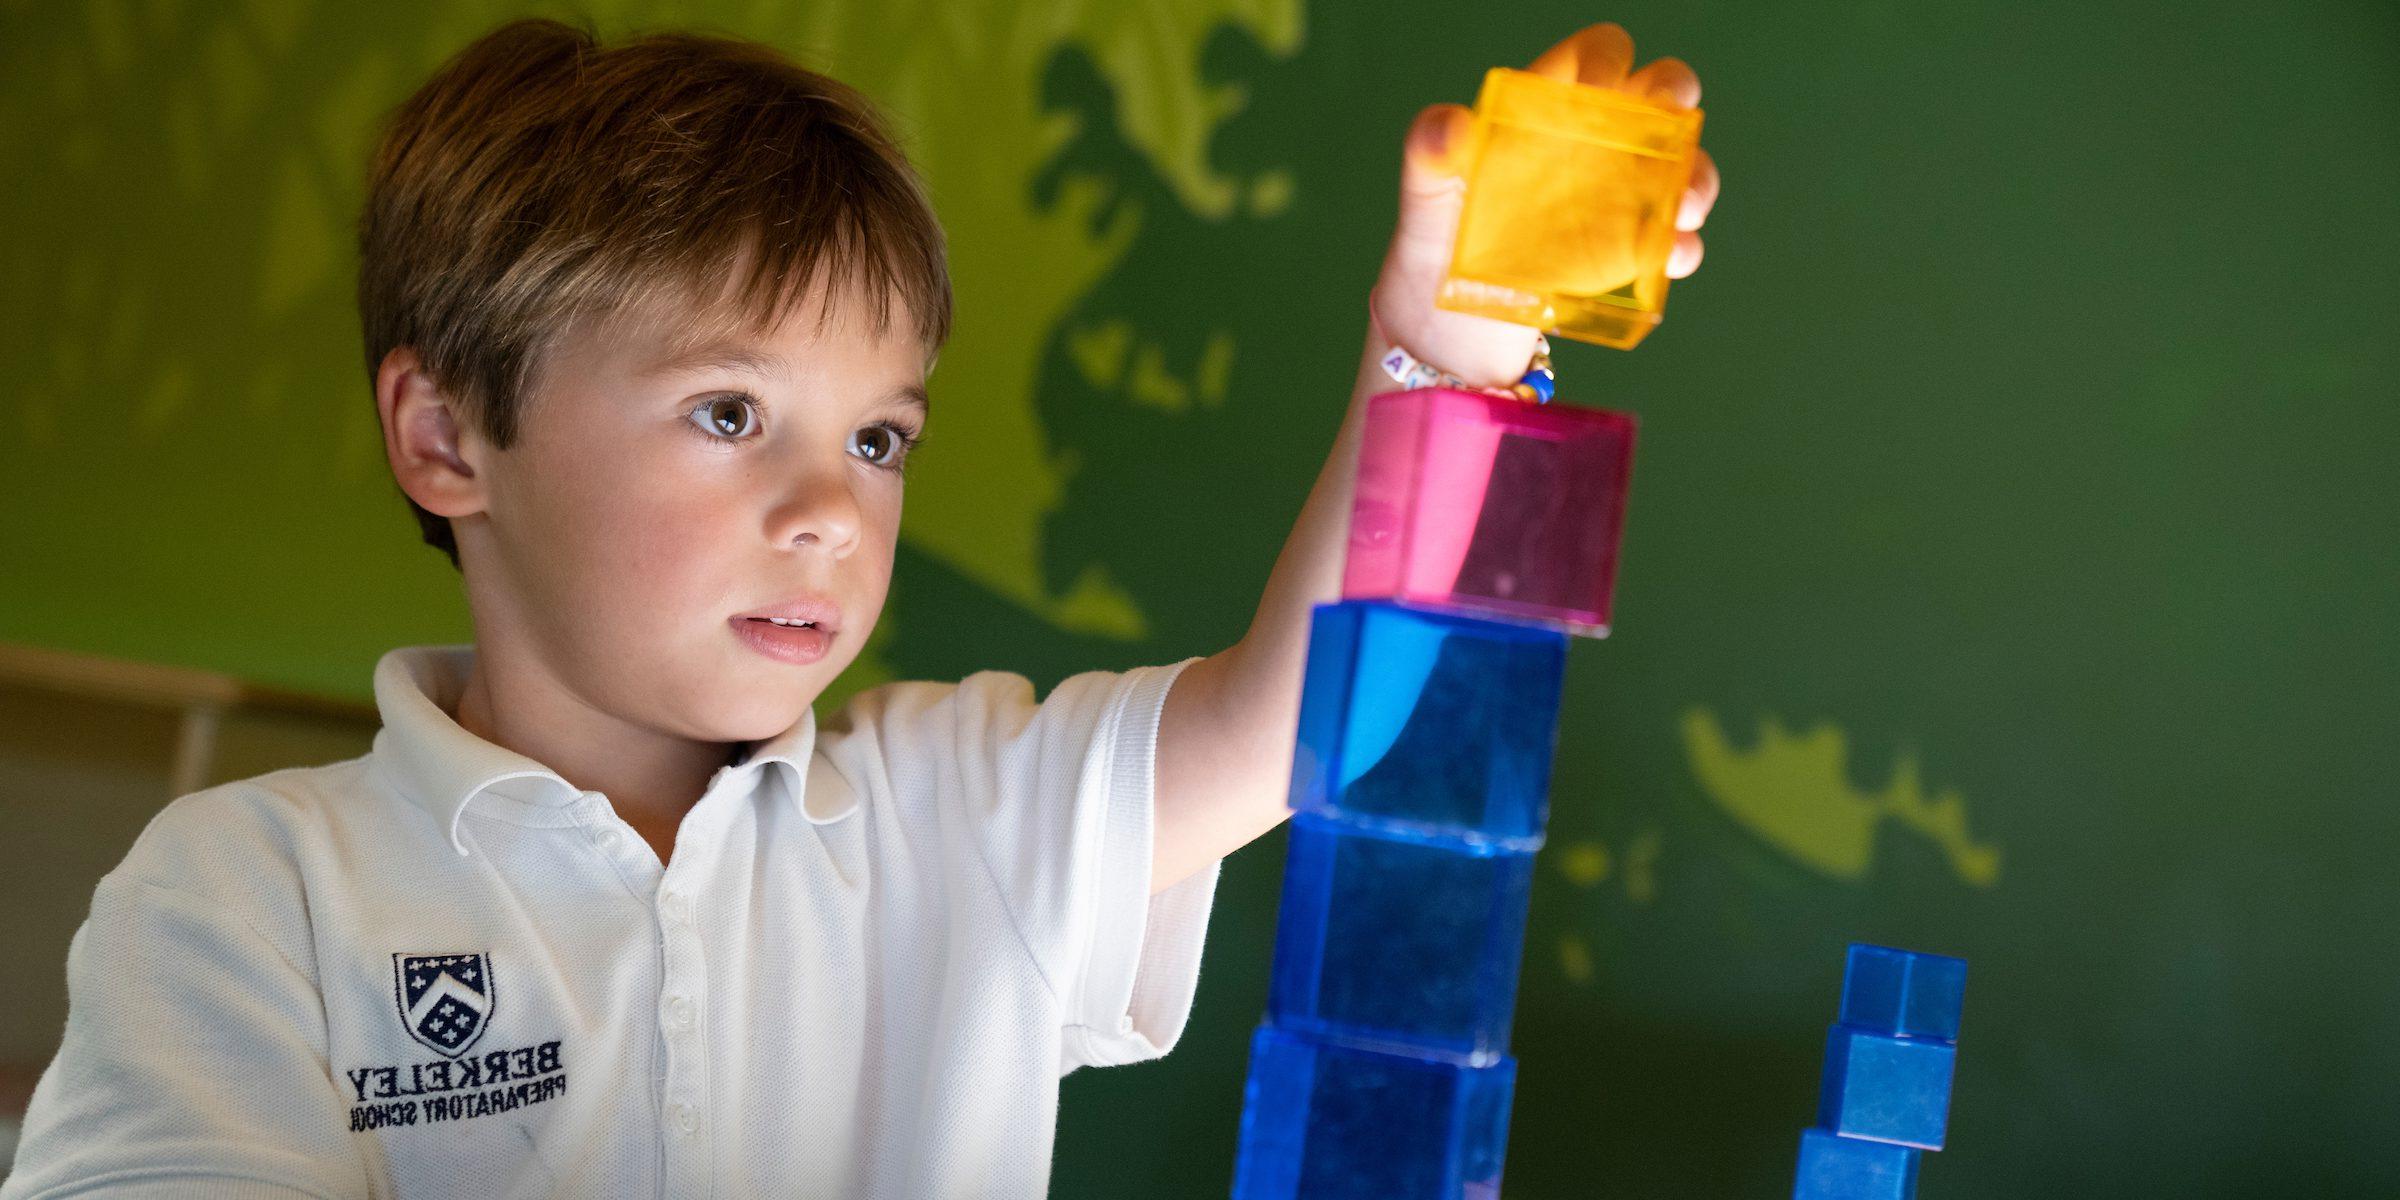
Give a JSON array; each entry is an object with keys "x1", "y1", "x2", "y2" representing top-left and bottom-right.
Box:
[
  {"x1": 731, "y1": 614, "x2": 833, "y2": 665},
  {"x1": 733, "y1": 593, "x2": 842, "y2": 634}
]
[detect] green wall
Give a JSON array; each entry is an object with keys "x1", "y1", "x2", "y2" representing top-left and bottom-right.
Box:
[{"x1": 5, "y1": 0, "x2": 2397, "y2": 1194}]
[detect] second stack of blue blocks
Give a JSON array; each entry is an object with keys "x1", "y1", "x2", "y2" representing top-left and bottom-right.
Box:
[{"x1": 1793, "y1": 944, "x2": 1969, "y2": 1200}]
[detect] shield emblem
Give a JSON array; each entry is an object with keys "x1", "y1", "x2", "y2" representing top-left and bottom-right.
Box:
[{"x1": 392, "y1": 952, "x2": 495, "y2": 1057}]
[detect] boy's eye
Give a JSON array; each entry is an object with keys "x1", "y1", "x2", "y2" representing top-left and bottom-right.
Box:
[
  {"x1": 690, "y1": 394, "x2": 758, "y2": 440},
  {"x1": 850, "y1": 424, "x2": 912, "y2": 467}
]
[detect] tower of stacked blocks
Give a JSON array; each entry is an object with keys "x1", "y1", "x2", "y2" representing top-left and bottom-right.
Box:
[
  {"x1": 1224, "y1": 58, "x2": 1713, "y2": 1198},
  {"x1": 1228, "y1": 386, "x2": 1637, "y2": 1199},
  {"x1": 1791, "y1": 944, "x2": 1969, "y2": 1200}
]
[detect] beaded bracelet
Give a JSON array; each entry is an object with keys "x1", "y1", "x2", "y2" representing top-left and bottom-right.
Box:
[{"x1": 1377, "y1": 333, "x2": 1556, "y2": 403}]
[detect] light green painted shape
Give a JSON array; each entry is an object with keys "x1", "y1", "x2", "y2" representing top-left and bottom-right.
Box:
[
  {"x1": 1558, "y1": 840, "x2": 1612, "y2": 886},
  {"x1": 1069, "y1": 319, "x2": 1137, "y2": 390},
  {"x1": 1557, "y1": 933, "x2": 1595, "y2": 984},
  {"x1": 1681, "y1": 707, "x2": 2001, "y2": 888},
  {"x1": 1067, "y1": 320, "x2": 1239, "y2": 415},
  {"x1": 1549, "y1": 830, "x2": 1659, "y2": 984}
]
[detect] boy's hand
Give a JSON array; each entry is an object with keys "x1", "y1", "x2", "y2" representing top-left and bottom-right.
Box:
[{"x1": 1369, "y1": 22, "x2": 1721, "y2": 385}]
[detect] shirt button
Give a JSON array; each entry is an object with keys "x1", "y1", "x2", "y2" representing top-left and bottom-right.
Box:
[
  {"x1": 660, "y1": 889, "x2": 692, "y2": 924},
  {"x1": 667, "y1": 1102, "x2": 699, "y2": 1136},
  {"x1": 595, "y1": 828, "x2": 625, "y2": 853},
  {"x1": 665, "y1": 994, "x2": 696, "y2": 1031}
]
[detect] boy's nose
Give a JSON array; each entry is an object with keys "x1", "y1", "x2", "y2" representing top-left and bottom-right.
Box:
[{"x1": 768, "y1": 475, "x2": 862, "y2": 555}]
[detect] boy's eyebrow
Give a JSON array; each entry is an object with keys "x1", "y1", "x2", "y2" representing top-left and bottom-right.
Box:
[
  {"x1": 886, "y1": 383, "x2": 930, "y2": 415},
  {"x1": 642, "y1": 345, "x2": 789, "y2": 380}
]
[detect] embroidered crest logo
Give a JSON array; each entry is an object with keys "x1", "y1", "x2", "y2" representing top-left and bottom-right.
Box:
[{"x1": 393, "y1": 953, "x2": 495, "y2": 1057}]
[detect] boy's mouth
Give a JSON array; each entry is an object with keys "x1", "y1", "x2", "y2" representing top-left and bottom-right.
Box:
[{"x1": 733, "y1": 594, "x2": 842, "y2": 636}]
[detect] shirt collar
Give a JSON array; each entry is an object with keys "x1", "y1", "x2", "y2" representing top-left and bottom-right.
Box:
[{"x1": 365, "y1": 644, "x2": 851, "y2": 855}]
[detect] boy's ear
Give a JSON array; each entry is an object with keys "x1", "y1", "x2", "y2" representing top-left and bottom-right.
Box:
[{"x1": 375, "y1": 346, "x2": 488, "y2": 520}]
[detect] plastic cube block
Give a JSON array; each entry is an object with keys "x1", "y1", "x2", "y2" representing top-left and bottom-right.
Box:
[
  {"x1": 1839, "y1": 944, "x2": 1968, "y2": 1043},
  {"x1": 1344, "y1": 388, "x2": 1636, "y2": 637},
  {"x1": 1793, "y1": 1129, "x2": 1920, "y2": 1200},
  {"x1": 1233, "y1": 1023, "x2": 1515, "y2": 1200},
  {"x1": 1289, "y1": 599, "x2": 1566, "y2": 848},
  {"x1": 1436, "y1": 66, "x2": 1705, "y2": 350},
  {"x1": 1818, "y1": 1027, "x2": 1957, "y2": 1150},
  {"x1": 1267, "y1": 811, "x2": 1536, "y2": 1063}
]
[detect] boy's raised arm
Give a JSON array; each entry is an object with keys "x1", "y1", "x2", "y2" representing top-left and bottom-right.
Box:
[
  {"x1": 1149, "y1": 325, "x2": 1420, "y2": 895},
  {"x1": 1150, "y1": 23, "x2": 1715, "y2": 895}
]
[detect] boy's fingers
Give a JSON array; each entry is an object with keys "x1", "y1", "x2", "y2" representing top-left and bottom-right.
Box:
[
  {"x1": 1401, "y1": 103, "x2": 1478, "y2": 192},
  {"x1": 1678, "y1": 146, "x2": 1720, "y2": 231},
  {"x1": 1527, "y1": 23, "x2": 1634, "y2": 89},
  {"x1": 1625, "y1": 55, "x2": 1701, "y2": 109},
  {"x1": 1667, "y1": 229, "x2": 1704, "y2": 278}
]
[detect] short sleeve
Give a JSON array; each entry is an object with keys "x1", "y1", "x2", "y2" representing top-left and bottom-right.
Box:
[
  {"x1": 1038, "y1": 658, "x2": 1220, "y2": 1073},
  {"x1": 831, "y1": 656, "x2": 1221, "y2": 1074},
  {"x1": 2, "y1": 877, "x2": 369, "y2": 1199}
]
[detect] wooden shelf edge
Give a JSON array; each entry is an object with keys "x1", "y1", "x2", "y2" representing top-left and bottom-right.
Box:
[{"x1": 0, "y1": 641, "x2": 378, "y2": 724}]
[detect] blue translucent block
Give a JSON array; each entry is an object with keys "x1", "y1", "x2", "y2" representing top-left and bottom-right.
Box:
[
  {"x1": 1268, "y1": 811, "x2": 1536, "y2": 1063},
  {"x1": 1839, "y1": 944, "x2": 1968, "y2": 1043},
  {"x1": 1233, "y1": 1023, "x2": 1516, "y2": 1200},
  {"x1": 1792, "y1": 1129, "x2": 1920, "y2": 1200},
  {"x1": 1818, "y1": 1026, "x2": 1957, "y2": 1150},
  {"x1": 1290, "y1": 600, "x2": 1567, "y2": 848}
]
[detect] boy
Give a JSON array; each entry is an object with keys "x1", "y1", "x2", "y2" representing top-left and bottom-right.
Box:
[{"x1": 4, "y1": 16, "x2": 1712, "y2": 1198}]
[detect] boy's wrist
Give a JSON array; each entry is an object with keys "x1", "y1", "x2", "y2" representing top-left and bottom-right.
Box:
[{"x1": 1366, "y1": 288, "x2": 1556, "y2": 403}]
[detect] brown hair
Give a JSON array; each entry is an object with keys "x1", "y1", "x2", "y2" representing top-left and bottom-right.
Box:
[{"x1": 359, "y1": 18, "x2": 952, "y2": 568}]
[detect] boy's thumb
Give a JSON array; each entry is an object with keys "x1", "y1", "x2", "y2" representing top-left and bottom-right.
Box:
[{"x1": 1400, "y1": 104, "x2": 1476, "y2": 198}]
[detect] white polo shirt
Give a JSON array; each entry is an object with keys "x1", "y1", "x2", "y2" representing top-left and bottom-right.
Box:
[{"x1": 4, "y1": 644, "x2": 1220, "y2": 1198}]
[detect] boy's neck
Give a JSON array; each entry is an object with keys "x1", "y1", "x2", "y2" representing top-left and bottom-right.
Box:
[{"x1": 450, "y1": 650, "x2": 738, "y2": 864}]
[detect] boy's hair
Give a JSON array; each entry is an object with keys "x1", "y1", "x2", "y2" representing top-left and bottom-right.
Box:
[{"x1": 359, "y1": 18, "x2": 952, "y2": 568}]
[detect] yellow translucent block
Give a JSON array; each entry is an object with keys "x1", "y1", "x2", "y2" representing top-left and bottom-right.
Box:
[{"x1": 1437, "y1": 67, "x2": 1705, "y2": 351}]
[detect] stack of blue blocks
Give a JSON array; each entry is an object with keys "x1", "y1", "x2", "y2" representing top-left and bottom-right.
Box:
[
  {"x1": 1792, "y1": 944, "x2": 1969, "y2": 1200},
  {"x1": 1230, "y1": 600, "x2": 1567, "y2": 1199}
]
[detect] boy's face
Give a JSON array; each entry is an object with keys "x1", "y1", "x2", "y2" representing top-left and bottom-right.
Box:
[{"x1": 458, "y1": 278, "x2": 928, "y2": 745}]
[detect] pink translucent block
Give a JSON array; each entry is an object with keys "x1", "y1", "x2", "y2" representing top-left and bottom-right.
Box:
[{"x1": 1343, "y1": 387, "x2": 1637, "y2": 636}]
